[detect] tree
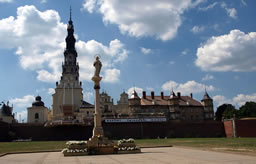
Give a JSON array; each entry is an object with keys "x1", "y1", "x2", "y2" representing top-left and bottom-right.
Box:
[
  {"x1": 215, "y1": 104, "x2": 237, "y2": 121},
  {"x1": 239, "y1": 101, "x2": 256, "y2": 118},
  {"x1": 222, "y1": 105, "x2": 237, "y2": 119}
]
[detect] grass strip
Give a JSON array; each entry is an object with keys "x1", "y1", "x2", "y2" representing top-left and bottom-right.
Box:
[{"x1": 0, "y1": 138, "x2": 256, "y2": 155}]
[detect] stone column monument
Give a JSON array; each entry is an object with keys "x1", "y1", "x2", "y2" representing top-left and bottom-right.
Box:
[
  {"x1": 87, "y1": 56, "x2": 115, "y2": 153},
  {"x1": 62, "y1": 56, "x2": 140, "y2": 156},
  {"x1": 91, "y1": 56, "x2": 104, "y2": 137}
]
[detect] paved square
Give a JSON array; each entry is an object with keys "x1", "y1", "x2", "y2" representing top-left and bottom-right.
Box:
[{"x1": 1, "y1": 147, "x2": 255, "y2": 164}]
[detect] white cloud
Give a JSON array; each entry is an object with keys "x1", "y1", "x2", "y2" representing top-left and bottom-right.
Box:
[
  {"x1": 0, "y1": 5, "x2": 65, "y2": 82},
  {"x1": 241, "y1": 0, "x2": 247, "y2": 6},
  {"x1": 199, "y1": 2, "x2": 237, "y2": 19},
  {"x1": 226, "y1": 8, "x2": 237, "y2": 19},
  {"x1": 141, "y1": 47, "x2": 152, "y2": 55},
  {"x1": 83, "y1": 0, "x2": 204, "y2": 41},
  {"x1": 76, "y1": 39, "x2": 128, "y2": 82},
  {"x1": 37, "y1": 69, "x2": 61, "y2": 82},
  {"x1": 127, "y1": 87, "x2": 143, "y2": 98},
  {"x1": 221, "y1": 2, "x2": 237, "y2": 19},
  {"x1": 169, "y1": 61, "x2": 175, "y2": 65},
  {"x1": 84, "y1": 91, "x2": 93, "y2": 102},
  {"x1": 9, "y1": 95, "x2": 35, "y2": 108},
  {"x1": 48, "y1": 88, "x2": 55, "y2": 95},
  {"x1": 195, "y1": 30, "x2": 256, "y2": 72},
  {"x1": 199, "y1": 2, "x2": 218, "y2": 11},
  {"x1": 0, "y1": 5, "x2": 127, "y2": 83},
  {"x1": 213, "y1": 95, "x2": 232, "y2": 107},
  {"x1": 103, "y1": 68, "x2": 120, "y2": 83},
  {"x1": 16, "y1": 110, "x2": 27, "y2": 123},
  {"x1": 82, "y1": 0, "x2": 96, "y2": 13},
  {"x1": 161, "y1": 80, "x2": 215, "y2": 95},
  {"x1": 181, "y1": 49, "x2": 189, "y2": 56},
  {"x1": 233, "y1": 93, "x2": 256, "y2": 107},
  {"x1": 162, "y1": 81, "x2": 178, "y2": 91},
  {"x1": 202, "y1": 74, "x2": 214, "y2": 81},
  {"x1": 40, "y1": 0, "x2": 47, "y2": 4},
  {"x1": 0, "y1": 0, "x2": 13, "y2": 3},
  {"x1": 213, "y1": 93, "x2": 256, "y2": 107},
  {"x1": 191, "y1": 25, "x2": 205, "y2": 34}
]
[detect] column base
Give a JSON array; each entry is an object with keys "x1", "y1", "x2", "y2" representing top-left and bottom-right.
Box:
[{"x1": 93, "y1": 126, "x2": 104, "y2": 137}]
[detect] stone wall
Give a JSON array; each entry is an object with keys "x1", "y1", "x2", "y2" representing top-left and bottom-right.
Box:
[
  {"x1": 235, "y1": 119, "x2": 256, "y2": 137},
  {"x1": 0, "y1": 121, "x2": 225, "y2": 141},
  {"x1": 0, "y1": 121, "x2": 10, "y2": 141},
  {"x1": 103, "y1": 120, "x2": 225, "y2": 139},
  {"x1": 223, "y1": 119, "x2": 256, "y2": 138}
]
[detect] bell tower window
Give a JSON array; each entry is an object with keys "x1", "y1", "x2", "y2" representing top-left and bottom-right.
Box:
[{"x1": 35, "y1": 113, "x2": 39, "y2": 119}]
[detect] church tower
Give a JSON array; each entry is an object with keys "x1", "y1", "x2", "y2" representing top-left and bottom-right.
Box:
[
  {"x1": 52, "y1": 9, "x2": 83, "y2": 120},
  {"x1": 201, "y1": 91, "x2": 214, "y2": 120}
]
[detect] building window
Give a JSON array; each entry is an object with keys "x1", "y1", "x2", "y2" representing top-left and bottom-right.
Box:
[
  {"x1": 104, "y1": 105, "x2": 109, "y2": 112},
  {"x1": 35, "y1": 113, "x2": 39, "y2": 119}
]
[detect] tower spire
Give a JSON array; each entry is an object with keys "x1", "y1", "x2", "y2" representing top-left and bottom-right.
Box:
[
  {"x1": 65, "y1": 6, "x2": 76, "y2": 51},
  {"x1": 69, "y1": 6, "x2": 72, "y2": 22}
]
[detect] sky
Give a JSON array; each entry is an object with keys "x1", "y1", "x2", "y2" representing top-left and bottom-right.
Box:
[{"x1": 0, "y1": 0, "x2": 256, "y2": 122}]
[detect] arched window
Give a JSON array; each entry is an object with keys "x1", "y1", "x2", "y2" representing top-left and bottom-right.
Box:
[{"x1": 35, "y1": 113, "x2": 39, "y2": 119}]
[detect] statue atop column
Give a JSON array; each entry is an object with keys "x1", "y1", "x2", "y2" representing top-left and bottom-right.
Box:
[
  {"x1": 92, "y1": 56, "x2": 102, "y2": 90},
  {"x1": 93, "y1": 56, "x2": 102, "y2": 77}
]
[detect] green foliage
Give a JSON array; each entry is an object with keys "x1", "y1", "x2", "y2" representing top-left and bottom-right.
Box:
[
  {"x1": 239, "y1": 101, "x2": 256, "y2": 117},
  {"x1": 222, "y1": 104, "x2": 237, "y2": 119},
  {"x1": 215, "y1": 104, "x2": 237, "y2": 121},
  {"x1": 216, "y1": 101, "x2": 256, "y2": 120}
]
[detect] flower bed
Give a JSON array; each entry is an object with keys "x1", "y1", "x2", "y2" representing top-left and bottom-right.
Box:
[
  {"x1": 62, "y1": 141, "x2": 88, "y2": 156},
  {"x1": 62, "y1": 138, "x2": 141, "y2": 156},
  {"x1": 62, "y1": 148, "x2": 88, "y2": 156},
  {"x1": 117, "y1": 138, "x2": 141, "y2": 153},
  {"x1": 66, "y1": 141, "x2": 87, "y2": 149}
]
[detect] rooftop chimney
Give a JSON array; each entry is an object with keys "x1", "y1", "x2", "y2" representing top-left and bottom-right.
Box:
[
  {"x1": 177, "y1": 92, "x2": 181, "y2": 98},
  {"x1": 190, "y1": 93, "x2": 193, "y2": 98},
  {"x1": 151, "y1": 91, "x2": 155, "y2": 99},
  {"x1": 161, "y1": 92, "x2": 164, "y2": 99},
  {"x1": 142, "y1": 91, "x2": 146, "y2": 99}
]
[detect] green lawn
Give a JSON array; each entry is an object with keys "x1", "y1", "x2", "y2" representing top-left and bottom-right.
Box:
[
  {"x1": 0, "y1": 141, "x2": 66, "y2": 154},
  {"x1": 0, "y1": 138, "x2": 256, "y2": 155}
]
